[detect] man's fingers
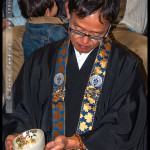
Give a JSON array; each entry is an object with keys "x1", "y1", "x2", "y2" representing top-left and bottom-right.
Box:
[
  {"x1": 5, "y1": 134, "x2": 18, "y2": 150},
  {"x1": 5, "y1": 140, "x2": 13, "y2": 150},
  {"x1": 44, "y1": 141, "x2": 55, "y2": 149}
]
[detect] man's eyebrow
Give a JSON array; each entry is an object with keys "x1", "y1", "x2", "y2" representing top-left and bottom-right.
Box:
[
  {"x1": 73, "y1": 22, "x2": 85, "y2": 30},
  {"x1": 73, "y1": 22, "x2": 105, "y2": 35}
]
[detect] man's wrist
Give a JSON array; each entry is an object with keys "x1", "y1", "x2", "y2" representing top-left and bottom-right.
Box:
[
  {"x1": 66, "y1": 137, "x2": 80, "y2": 149},
  {"x1": 73, "y1": 133, "x2": 83, "y2": 150}
]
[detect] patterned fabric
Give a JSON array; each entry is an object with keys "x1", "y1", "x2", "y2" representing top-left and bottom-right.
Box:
[
  {"x1": 77, "y1": 37, "x2": 112, "y2": 134},
  {"x1": 51, "y1": 36, "x2": 112, "y2": 139},
  {"x1": 52, "y1": 37, "x2": 70, "y2": 140}
]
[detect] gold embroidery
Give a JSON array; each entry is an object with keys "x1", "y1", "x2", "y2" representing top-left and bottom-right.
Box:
[
  {"x1": 95, "y1": 58, "x2": 99, "y2": 63},
  {"x1": 56, "y1": 121, "x2": 64, "y2": 130},
  {"x1": 83, "y1": 103, "x2": 91, "y2": 112},
  {"x1": 57, "y1": 57, "x2": 63, "y2": 65},
  {"x1": 53, "y1": 96, "x2": 60, "y2": 102},
  {"x1": 61, "y1": 40, "x2": 67, "y2": 48},
  {"x1": 87, "y1": 95, "x2": 95, "y2": 104},
  {"x1": 92, "y1": 107, "x2": 96, "y2": 112},
  {"x1": 84, "y1": 113, "x2": 93, "y2": 123},
  {"x1": 54, "y1": 111, "x2": 61, "y2": 121},
  {"x1": 79, "y1": 122, "x2": 88, "y2": 131},
  {"x1": 64, "y1": 57, "x2": 68, "y2": 62},
  {"x1": 58, "y1": 65, "x2": 65, "y2": 72},
  {"x1": 94, "y1": 66, "x2": 102, "y2": 75},
  {"x1": 100, "y1": 49, "x2": 107, "y2": 58},
  {"x1": 56, "y1": 102, "x2": 64, "y2": 111},
  {"x1": 104, "y1": 42, "x2": 111, "y2": 51},
  {"x1": 89, "y1": 126, "x2": 92, "y2": 130},
  {"x1": 103, "y1": 71, "x2": 106, "y2": 76},
  {"x1": 100, "y1": 58, "x2": 108, "y2": 68},
  {"x1": 55, "y1": 89, "x2": 62, "y2": 95},
  {"x1": 80, "y1": 114, "x2": 83, "y2": 118},
  {"x1": 61, "y1": 47, "x2": 67, "y2": 56},
  {"x1": 54, "y1": 131, "x2": 61, "y2": 138}
]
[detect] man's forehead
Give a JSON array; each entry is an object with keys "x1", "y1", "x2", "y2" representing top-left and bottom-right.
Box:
[{"x1": 71, "y1": 12, "x2": 109, "y2": 26}]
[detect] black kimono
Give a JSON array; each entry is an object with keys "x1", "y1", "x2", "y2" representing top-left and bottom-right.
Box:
[{"x1": 2, "y1": 38, "x2": 147, "y2": 150}]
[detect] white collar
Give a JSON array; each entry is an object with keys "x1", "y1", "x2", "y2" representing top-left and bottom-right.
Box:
[{"x1": 74, "y1": 47, "x2": 93, "y2": 70}]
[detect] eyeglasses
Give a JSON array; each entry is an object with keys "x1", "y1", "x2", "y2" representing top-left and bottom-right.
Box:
[{"x1": 69, "y1": 20, "x2": 111, "y2": 42}]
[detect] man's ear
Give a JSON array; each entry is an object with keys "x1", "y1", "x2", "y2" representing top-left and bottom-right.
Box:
[{"x1": 65, "y1": 2, "x2": 70, "y2": 19}]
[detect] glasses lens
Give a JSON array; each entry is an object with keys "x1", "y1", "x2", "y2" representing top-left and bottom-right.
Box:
[
  {"x1": 70, "y1": 28, "x2": 105, "y2": 42},
  {"x1": 71, "y1": 29, "x2": 85, "y2": 37},
  {"x1": 89, "y1": 36, "x2": 103, "y2": 41}
]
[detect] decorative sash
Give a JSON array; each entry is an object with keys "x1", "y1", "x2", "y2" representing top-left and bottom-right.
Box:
[{"x1": 52, "y1": 36, "x2": 112, "y2": 140}]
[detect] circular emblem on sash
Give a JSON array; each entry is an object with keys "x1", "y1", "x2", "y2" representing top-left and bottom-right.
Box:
[
  {"x1": 54, "y1": 73, "x2": 64, "y2": 85},
  {"x1": 90, "y1": 75, "x2": 102, "y2": 87}
]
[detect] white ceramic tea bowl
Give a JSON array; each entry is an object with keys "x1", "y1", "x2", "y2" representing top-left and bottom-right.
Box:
[{"x1": 13, "y1": 129, "x2": 45, "y2": 150}]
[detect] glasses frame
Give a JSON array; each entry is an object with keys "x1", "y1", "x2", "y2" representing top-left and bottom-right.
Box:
[{"x1": 69, "y1": 18, "x2": 111, "y2": 42}]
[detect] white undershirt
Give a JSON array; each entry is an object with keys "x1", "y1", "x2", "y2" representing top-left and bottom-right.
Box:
[{"x1": 74, "y1": 47, "x2": 93, "y2": 70}]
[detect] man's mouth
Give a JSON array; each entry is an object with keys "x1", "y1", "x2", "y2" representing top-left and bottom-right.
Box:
[{"x1": 78, "y1": 44, "x2": 90, "y2": 49}]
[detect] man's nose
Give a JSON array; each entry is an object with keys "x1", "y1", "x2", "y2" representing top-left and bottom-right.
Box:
[{"x1": 81, "y1": 36, "x2": 90, "y2": 44}]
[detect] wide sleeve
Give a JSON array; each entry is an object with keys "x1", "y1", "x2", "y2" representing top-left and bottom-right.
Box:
[
  {"x1": 2, "y1": 53, "x2": 37, "y2": 144},
  {"x1": 81, "y1": 63, "x2": 147, "y2": 150}
]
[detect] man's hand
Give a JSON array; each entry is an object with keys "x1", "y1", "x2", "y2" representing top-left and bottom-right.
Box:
[
  {"x1": 5, "y1": 133, "x2": 19, "y2": 150},
  {"x1": 44, "y1": 135, "x2": 68, "y2": 150},
  {"x1": 44, "y1": 135, "x2": 87, "y2": 150}
]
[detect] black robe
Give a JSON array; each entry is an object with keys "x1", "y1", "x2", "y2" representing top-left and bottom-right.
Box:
[{"x1": 2, "y1": 38, "x2": 147, "y2": 150}]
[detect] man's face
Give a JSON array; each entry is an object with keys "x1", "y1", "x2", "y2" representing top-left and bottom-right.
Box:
[{"x1": 69, "y1": 11, "x2": 110, "y2": 54}]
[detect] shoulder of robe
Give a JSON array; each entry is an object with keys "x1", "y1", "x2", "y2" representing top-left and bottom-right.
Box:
[{"x1": 111, "y1": 41, "x2": 138, "y2": 64}]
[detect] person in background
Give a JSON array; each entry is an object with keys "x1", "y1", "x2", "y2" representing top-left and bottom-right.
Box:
[
  {"x1": 2, "y1": 0, "x2": 68, "y2": 29},
  {"x1": 2, "y1": 0, "x2": 26, "y2": 29},
  {"x1": 18, "y1": 0, "x2": 68, "y2": 58},
  {"x1": 118, "y1": 0, "x2": 147, "y2": 34},
  {"x1": 56, "y1": 0, "x2": 69, "y2": 23},
  {"x1": 2, "y1": 0, "x2": 68, "y2": 103},
  {"x1": 3, "y1": 0, "x2": 147, "y2": 150},
  {"x1": 56, "y1": 0, "x2": 64, "y2": 17},
  {"x1": 109, "y1": 0, "x2": 148, "y2": 91}
]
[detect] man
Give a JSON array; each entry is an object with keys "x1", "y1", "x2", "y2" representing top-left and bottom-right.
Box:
[{"x1": 3, "y1": 0, "x2": 147, "y2": 150}]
